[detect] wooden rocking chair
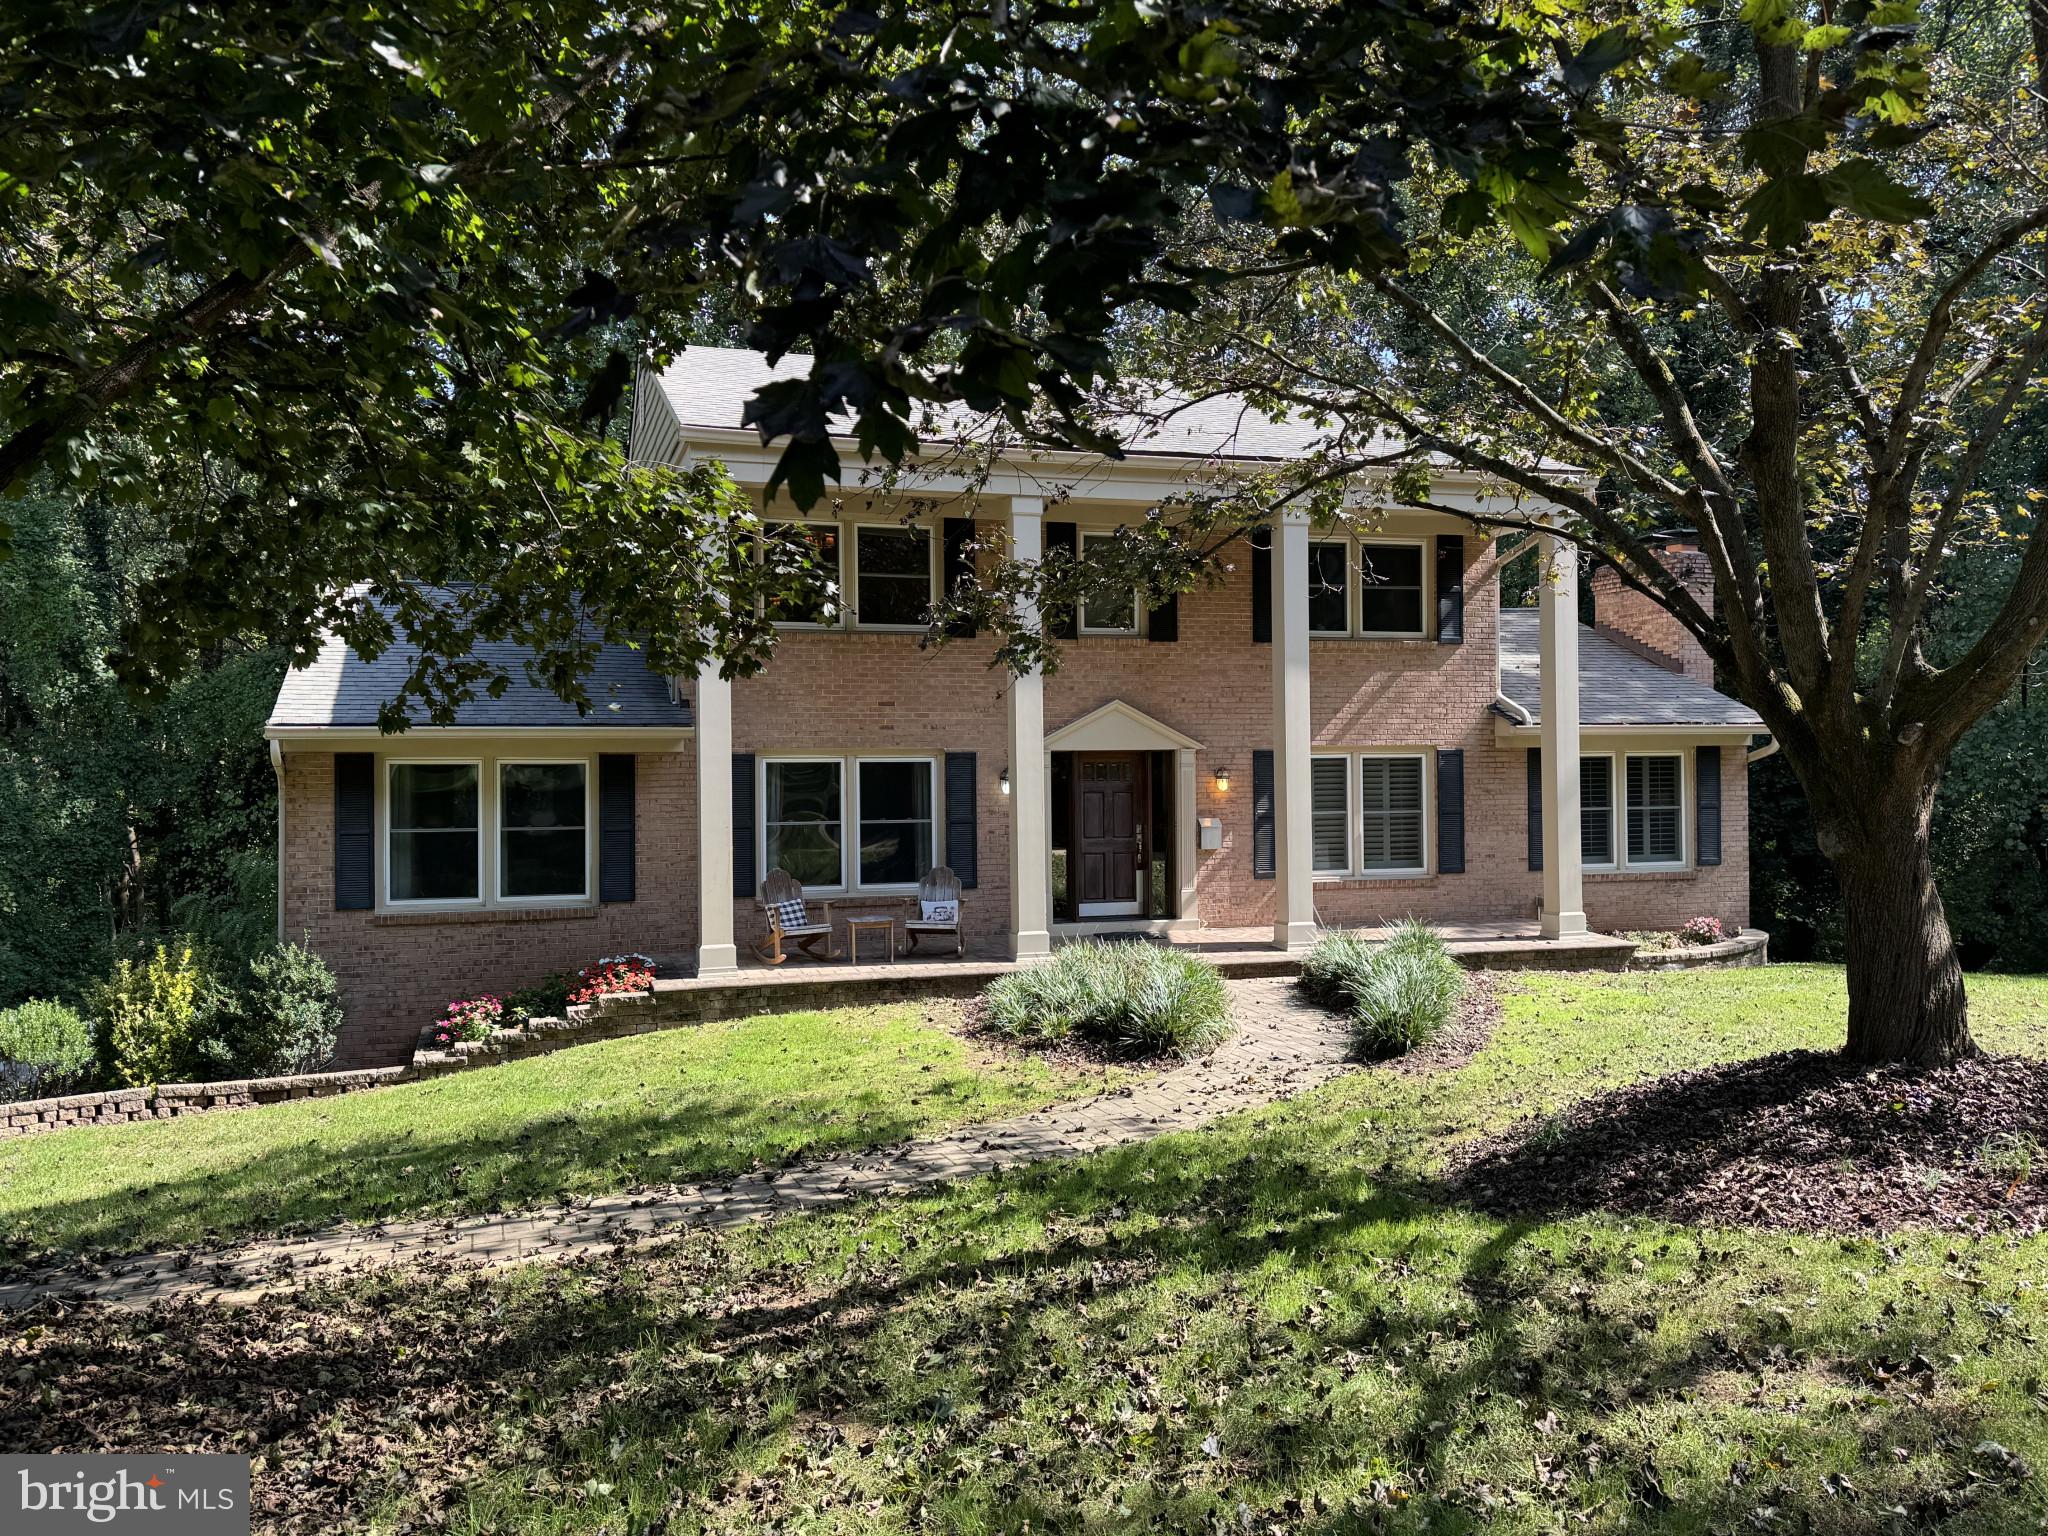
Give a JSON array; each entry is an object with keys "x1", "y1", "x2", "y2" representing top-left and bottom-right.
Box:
[
  {"x1": 903, "y1": 866, "x2": 966, "y2": 957},
  {"x1": 753, "y1": 869, "x2": 839, "y2": 964}
]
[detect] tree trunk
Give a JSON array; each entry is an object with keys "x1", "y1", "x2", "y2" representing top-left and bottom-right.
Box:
[{"x1": 1833, "y1": 775, "x2": 1975, "y2": 1066}]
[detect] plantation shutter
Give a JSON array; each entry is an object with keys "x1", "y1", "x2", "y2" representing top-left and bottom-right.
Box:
[
  {"x1": 334, "y1": 752, "x2": 375, "y2": 910},
  {"x1": 1581, "y1": 755, "x2": 1615, "y2": 865},
  {"x1": 1360, "y1": 757, "x2": 1425, "y2": 870},
  {"x1": 1147, "y1": 591, "x2": 1179, "y2": 642},
  {"x1": 944, "y1": 751, "x2": 978, "y2": 888},
  {"x1": 1435, "y1": 535, "x2": 1464, "y2": 644},
  {"x1": 1627, "y1": 755, "x2": 1684, "y2": 862},
  {"x1": 731, "y1": 752, "x2": 757, "y2": 897},
  {"x1": 942, "y1": 517, "x2": 978, "y2": 637},
  {"x1": 1251, "y1": 748, "x2": 1276, "y2": 879},
  {"x1": 1044, "y1": 521, "x2": 1078, "y2": 639},
  {"x1": 598, "y1": 754, "x2": 637, "y2": 902},
  {"x1": 1310, "y1": 757, "x2": 1349, "y2": 873},
  {"x1": 1695, "y1": 745, "x2": 1722, "y2": 866},
  {"x1": 1250, "y1": 528, "x2": 1272, "y2": 643},
  {"x1": 1437, "y1": 748, "x2": 1465, "y2": 873},
  {"x1": 1526, "y1": 747, "x2": 1543, "y2": 871}
]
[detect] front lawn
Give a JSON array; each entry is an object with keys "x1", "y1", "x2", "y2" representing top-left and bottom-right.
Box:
[
  {"x1": 0, "y1": 1003, "x2": 1128, "y2": 1259},
  {"x1": 12, "y1": 964, "x2": 2048, "y2": 1534}
]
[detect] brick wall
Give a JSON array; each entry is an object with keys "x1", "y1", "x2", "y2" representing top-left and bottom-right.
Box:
[
  {"x1": 1591, "y1": 546, "x2": 1716, "y2": 685},
  {"x1": 282, "y1": 749, "x2": 697, "y2": 1067}
]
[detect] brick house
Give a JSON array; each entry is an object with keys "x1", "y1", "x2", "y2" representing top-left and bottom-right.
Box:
[{"x1": 268, "y1": 346, "x2": 1766, "y2": 1065}]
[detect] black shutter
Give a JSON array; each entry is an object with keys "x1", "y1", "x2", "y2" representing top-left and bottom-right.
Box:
[
  {"x1": 1147, "y1": 591, "x2": 1179, "y2": 642},
  {"x1": 598, "y1": 754, "x2": 636, "y2": 902},
  {"x1": 1696, "y1": 745, "x2": 1723, "y2": 866},
  {"x1": 944, "y1": 751, "x2": 978, "y2": 887},
  {"x1": 731, "y1": 752, "x2": 756, "y2": 897},
  {"x1": 1526, "y1": 747, "x2": 1543, "y2": 871},
  {"x1": 1436, "y1": 534, "x2": 1465, "y2": 644},
  {"x1": 1251, "y1": 748, "x2": 1276, "y2": 879},
  {"x1": 334, "y1": 752, "x2": 375, "y2": 910},
  {"x1": 1437, "y1": 748, "x2": 1465, "y2": 874},
  {"x1": 1044, "y1": 520, "x2": 1078, "y2": 639},
  {"x1": 1250, "y1": 528, "x2": 1272, "y2": 643},
  {"x1": 942, "y1": 517, "x2": 977, "y2": 637}
]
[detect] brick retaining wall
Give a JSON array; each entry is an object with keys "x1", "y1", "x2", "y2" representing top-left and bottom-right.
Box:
[{"x1": 0, "y1": 1066, "x2": 412, "y2": 1141}]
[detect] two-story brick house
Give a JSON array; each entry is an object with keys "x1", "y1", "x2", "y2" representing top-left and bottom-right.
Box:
[{"x1": 268, "y1": 346, "x2": 1765, "y2": 1065}]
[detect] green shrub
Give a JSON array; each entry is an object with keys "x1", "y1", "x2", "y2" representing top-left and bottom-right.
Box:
[
  {"x1": 0, "y1": 998, "x2": 96, "y2": 1100},
  {"x1": 983, "y1": 942, "x2": 1233, "y2": 1059},
  {"x1": 506, "y1": 972, "x2": 575, "y2": 1026},
  {"x1": 1300, "y1": 920, "x2": 1465, "y2": 1059},
  {"x1": 94, "y1": 943, "x2": 205, "y2": 1086},
  {"x1": 184, "y1": 940, "x2": 343, "y2": 1080}
]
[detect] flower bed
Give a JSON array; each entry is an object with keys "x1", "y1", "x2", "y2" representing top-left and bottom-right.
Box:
[{"x1": 415, "y1": 955, "x2": 662, "y2": 1069}]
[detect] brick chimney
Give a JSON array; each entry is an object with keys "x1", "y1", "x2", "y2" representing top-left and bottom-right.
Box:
[{"x1": 1590, "y1": 534, "x2": 1715, "y2": 685}]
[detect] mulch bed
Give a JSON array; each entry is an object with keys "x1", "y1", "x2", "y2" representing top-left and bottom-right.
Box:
[
  {"x1": 1451, "y1": 1049, "x2": 2048, "y2": 1236},
  {"x1": 1382, "y1": 973, "x2": 1502, "y2": 1077}
]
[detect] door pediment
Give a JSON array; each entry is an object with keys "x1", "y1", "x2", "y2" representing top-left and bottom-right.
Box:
[{"x1": 1045, "y1": 700, "x2": 1204, "y2": 755}]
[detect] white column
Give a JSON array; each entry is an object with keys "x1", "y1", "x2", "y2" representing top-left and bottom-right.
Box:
[
  {"x1": 1271, "y1": 508, "x2": 1317, "y2": 949},
  {"x1": 694, "y1": 660, "x2": 740, "y2": 976},
  {"x1": 1175, "y1": 748, "x2": 1200, "y2": 922},
  {"x1": 1007, "y1": 496, "x2": 1053, "y2": 959},
  {"x1": 1538, "y1": 532, "x2": 1588, "y2": 938}
]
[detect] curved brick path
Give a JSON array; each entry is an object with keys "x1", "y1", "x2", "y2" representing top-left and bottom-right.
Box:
[{"x1": 0, "y1": 978, "x2": 1351, "y2": 1312}]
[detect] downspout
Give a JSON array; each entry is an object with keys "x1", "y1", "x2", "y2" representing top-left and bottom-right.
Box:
[
  {"x1": 270, "y1": 739, "x2": 286, "y2": 943},
  {"x1": 1493, "y1": 531, "x2": 1540, "y2": 725},
  {"x1": 1746, "y1": 733, "x2": 1780, "y2": 765}
]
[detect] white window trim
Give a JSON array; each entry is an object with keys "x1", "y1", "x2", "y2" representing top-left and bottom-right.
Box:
[
  {"x1": 761, "y1": 518, "x2": 843, "y2": 630},
  {"x1": 1077, "y1": 529, "x2": 1141, "y2": 636},
  {"x1": 1623, "y1": 750, "x2": 1689, "y2": 871},
  {"x1": 1579, "y1": 751, "x2": 1619, "y2": 874},
  {"x1": 384, "y1": 758, "x2": 485, "y2": 909},
  {"x1": 1309, "y1": 752, "x2": 1354, "y2": 877},
  {"x1": 1307, "y1": 538, "x2": 1352, "y2": 637},
  {"x1": 759, "y1": 753, "x2": 944, "y2": 896},
  {"x1": 1355, "y1": 537, "x2": 1432, "y2": 640},
  {"x1": 849, "y1": 521, "x2": 938, "y2": 632},
  {"x1": 494, "y1": 758, "x2": 595, "y2": 905}
]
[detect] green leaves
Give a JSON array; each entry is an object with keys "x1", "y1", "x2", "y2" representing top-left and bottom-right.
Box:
[{"x1": 1822, "y1": 158, "x2": 1934, "y2": 224}]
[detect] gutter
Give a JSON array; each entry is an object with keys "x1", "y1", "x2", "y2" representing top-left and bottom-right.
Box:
[{"x1": 1746, "y1": 733, "x2": 1781, "y2": 764}]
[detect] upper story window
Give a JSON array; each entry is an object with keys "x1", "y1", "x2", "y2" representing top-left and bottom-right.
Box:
[
  {"x1": 498, "y1": 762, "x2": 589, "y2": 901},
  {"x1": 1307, "y1": 540, "x2": 1350, "y2": 635},
  {"x1": 388, "y1": 762, "x2": 482, "y2": 904},
  {"x1": 853, "y1": 525, "x2": 933, "y2": 627},
  {"x1": 1358, "y1": 540, "x2": 1426, "y2": 636},
  {"x1": 1626, "y1": 753, "x2": 1685, "y2": 866},
  {"x1": 1078, "y1": 531, "x2": 1139, "y2": 634},
  {"x1": 763, "y1": 520, "x2": 841, "y2": 626}
]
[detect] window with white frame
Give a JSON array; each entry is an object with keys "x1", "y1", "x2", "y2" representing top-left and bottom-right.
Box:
[
  {"x1": 1626, "y1": 753, "x2": 1685, "y2": 865},
  {"x1": 763, "y1": 520, "x2": 841, "y2": 626},
  {"x1": 1079, "y1": 530, "x2": 1138, "y2": 634},
  {"x1": 856, "y1": 759, "x2": 936, "y2": 886},
  {"x1": 853, "y1": 525, "x2": 932, "y2": 627},
  {"x1": 763, "y1": 759, "x2": 845, "y2": 887},
  {"x1": 498, "y1": 761, "x2": 588, "y2": 900},
  {"x1": 388, "y1": 762, "x2": 481, "y2": 903},
  {"x1": 1359, "y1": 754, "x2": 1427, "y2": 873},
  {"x1": 1580, "y1": 755, "x2": 1616, "y2": 868},
  {"x1": 1310, "y1": 756, "x2": 1351, "y2": 874},
  {"x1": 1307, "y1": 539, "x2": 1350, "y2": 634},
  {"x1": 1357, "y1": 541, "x2": 1427, "y2": 635}
]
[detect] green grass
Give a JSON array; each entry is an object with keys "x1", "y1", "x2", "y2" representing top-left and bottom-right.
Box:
[
  {"x1": 14, "y1": 964, "x2": 2048, "y2": 1534},
  {"x1": 0, "y1": 1004, "x2": 1129, "y2": 1258}
]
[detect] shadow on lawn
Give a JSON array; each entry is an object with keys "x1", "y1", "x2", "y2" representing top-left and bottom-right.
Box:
[{"x1": 7, "y1": 1102, "x2": 2030, "y2": 1535}]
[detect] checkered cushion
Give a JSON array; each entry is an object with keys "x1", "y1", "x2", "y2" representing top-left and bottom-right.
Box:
[{"x1": 768, "y1": 897, "x2": 810, "y2": 931}]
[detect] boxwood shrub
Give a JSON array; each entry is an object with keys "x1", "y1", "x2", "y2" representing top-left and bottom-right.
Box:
[{"x1": 984, "y1": 941, "x2": 1234, "y2": 1059}]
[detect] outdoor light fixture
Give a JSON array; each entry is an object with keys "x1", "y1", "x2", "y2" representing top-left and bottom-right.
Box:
[
  {"x1": 999, "y1": 768, "x2": 1012, "y2": 795},
  {"x1": 1214, "y1": 767, "x2": 1230, "y2": 793}
]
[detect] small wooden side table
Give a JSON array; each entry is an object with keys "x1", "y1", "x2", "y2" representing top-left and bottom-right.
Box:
[{"x1": 844, "y1": 915, "x2": 897, "y2": 965}]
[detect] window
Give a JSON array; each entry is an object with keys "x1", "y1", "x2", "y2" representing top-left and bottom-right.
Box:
[
  {"x1": 1311, "y1": 756, "x2": 1350, "y2": 874},
  {"x1": 1627, "y1": 754, "x2": 1684, "y2": 865},
  {"x1": 1581, "y1": 756, "x2": 1615, "y2": 867},
  {"x1": 1359, "y1": 755, "x2": 1427, "y2": 873},
  {"x1": 1307, "y1": 540, "x2": 1350, "y2": 634},
  {"x1": 765, "y1": 759, "x2": 845, "y2": 887},
  {"x1": 1079, "y1": 531, "x2": 1138, "y2": 634},
  {"x1": 498, "y1": 762, "x2": 588, "y2": 900},
  {"x1": 1358, "y1": 541, "x2": 1426, "y2": 634},
  {"x1": 854, "y1": 525, "x2": 932, "y2": 627},
  {"x1": 388, "y1": 762, "x2": 480, "y2": 903},
  {"x1": 856, "y1": 759, "x2": 936, "y2": 886},
  {"x1": 763, "y1": 520, "x2": 841, "y2": 625}
]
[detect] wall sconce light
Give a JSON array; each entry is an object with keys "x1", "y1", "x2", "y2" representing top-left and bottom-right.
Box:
[
  {"x1": 1214, "y1": 767, "x2": 1230, "y2": 793},
  {"x1": 999, "y1": 768, "x2": 1012, "y2": 796}
]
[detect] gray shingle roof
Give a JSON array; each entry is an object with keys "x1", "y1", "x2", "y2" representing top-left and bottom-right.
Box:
[
  {"x1": 1498, "y1": 609, "x2": 1762, "y2": 728},
  {"x1": 268, "y1": 607, "x2": 688, "y2": 731}
]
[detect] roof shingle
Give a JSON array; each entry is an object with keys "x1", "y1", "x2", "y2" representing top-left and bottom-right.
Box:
[{"x1": 1497, "y1": 609, "x2": 1762, "y2": 729}]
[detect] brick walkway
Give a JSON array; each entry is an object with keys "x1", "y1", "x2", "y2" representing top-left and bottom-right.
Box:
[{"x1": 0, "y1": 979, "x2": 1351, "y2": 1312}]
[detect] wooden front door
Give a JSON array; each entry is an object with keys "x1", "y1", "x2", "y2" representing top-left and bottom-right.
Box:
[{"x1": 1075, "y1": 753, "x2": 1146, "y2": 915}]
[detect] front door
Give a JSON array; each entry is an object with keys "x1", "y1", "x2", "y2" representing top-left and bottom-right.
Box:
[{"x1": 1075, "y1": 753, "x2": 1145, "y2": 916}]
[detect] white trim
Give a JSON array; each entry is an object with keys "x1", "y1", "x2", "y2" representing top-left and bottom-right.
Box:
[
  {"x1": 1622, "y1": 750, "x2": 1689, "y2": 870},
  {"x1": 1355, "y1": 537, "x2": 1431, "y2": 640},
  {"x1": 1045, "y1": 698, "x2": 1205, "y2": 754},
  {"x1": 494, "y1": 758, "x2": 595, "y2": 904},
  {"x1": 268, "y1": 726, "x2": 688, "y2": 747},
  {"x1": 383, "y1": 758, "x2": 485, "y2": 909},
  {"x1": 1077, "y1": 529, "x2": 1140, "y2": 636},
  {"x1": 848, "y1": 520, "x2": 938, "y2": 631},
  {"x1": 1578, "y1": 751, "x2": 1619, "y2": 873}
]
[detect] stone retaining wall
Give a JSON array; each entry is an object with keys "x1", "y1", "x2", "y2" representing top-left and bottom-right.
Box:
[
  {"x1": 0, "y1": 1066, "x2": 413, "y2": 1141},
  {"x1": 1627, "y1": 928, "x2": 1770, "y2": 970}
]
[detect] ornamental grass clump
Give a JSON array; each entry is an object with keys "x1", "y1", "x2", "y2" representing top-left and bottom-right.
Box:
[
  {"x1": 983, "y1": 941, "x2": 1233, "y2": 1059},
  {"x1": 1300, "y1": 920, "x2": 1465, "y2": 1059}
]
